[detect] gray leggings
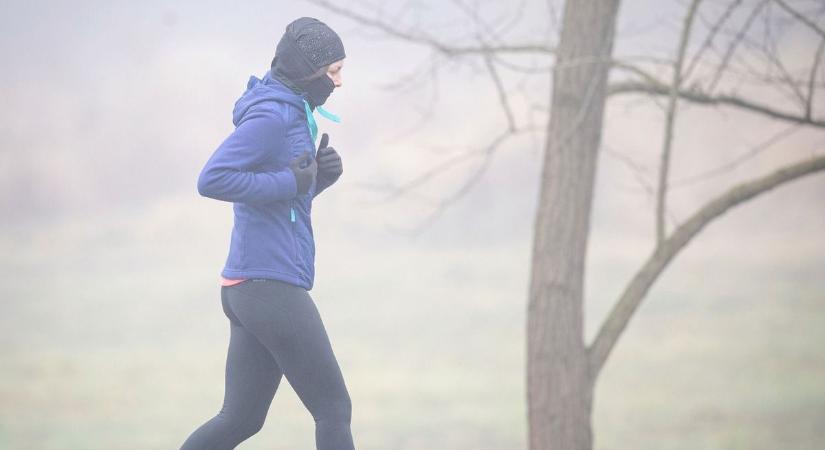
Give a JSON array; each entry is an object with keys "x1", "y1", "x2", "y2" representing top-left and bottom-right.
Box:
[{"x1": 179, "y1": 279, "x2": 354, "y2": 450}]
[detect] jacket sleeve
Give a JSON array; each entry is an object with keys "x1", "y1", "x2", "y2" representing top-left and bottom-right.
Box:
[{"x1": 197, "y1": 112, "x2": 297, "y2": 204}]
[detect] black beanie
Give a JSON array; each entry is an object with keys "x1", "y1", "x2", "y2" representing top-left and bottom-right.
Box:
[{"x1": 271, "y1": 17, "x2": 346, "y2": 91}]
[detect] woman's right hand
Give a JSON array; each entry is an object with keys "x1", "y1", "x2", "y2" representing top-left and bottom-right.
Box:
[{"x1": 289, "y1": 152, "x2": 317, "y2": 196}]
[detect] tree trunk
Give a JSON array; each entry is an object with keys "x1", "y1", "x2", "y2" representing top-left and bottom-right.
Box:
[{"x1": 527, "y1": 1, "x2": 622, "y2": 449}]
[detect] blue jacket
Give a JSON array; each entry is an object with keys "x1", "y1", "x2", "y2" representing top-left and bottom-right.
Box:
[{"x1": 197, "y1": 69, "x2": 321, "y2": 290}]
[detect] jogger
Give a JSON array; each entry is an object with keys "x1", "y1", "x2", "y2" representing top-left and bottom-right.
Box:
[
  {"x1": 183, "y1": 16, "x2": 352, "y2": 449},
  {"x1": 179, "y1": 279, "x2": 354, "y2": 450}
]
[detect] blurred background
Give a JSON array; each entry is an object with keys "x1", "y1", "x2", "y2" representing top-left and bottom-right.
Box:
[{"x1": 1, "y1": 0, "x2": 823, "y2": 449}]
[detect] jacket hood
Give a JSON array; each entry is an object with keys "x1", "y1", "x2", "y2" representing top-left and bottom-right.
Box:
[{"x1": 232, "y1": 69, "x2": 307, "y2": 126}]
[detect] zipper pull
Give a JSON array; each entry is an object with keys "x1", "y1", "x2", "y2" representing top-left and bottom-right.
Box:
[{"x1": 290, "y1": 207, "x2": 296, "y2": 222}]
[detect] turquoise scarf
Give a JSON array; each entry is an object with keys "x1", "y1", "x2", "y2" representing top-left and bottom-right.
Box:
[
  {"x1": 303, "y1": 99, "x2": 341, "y2": 144},
  {"x1": 291, "y1": 100, "x2": 342, "y2": 222}
]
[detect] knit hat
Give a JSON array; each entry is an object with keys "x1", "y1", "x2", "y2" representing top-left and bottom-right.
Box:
[{"x1": 271, "y1": 17, "x2": 346, "y2": 92}]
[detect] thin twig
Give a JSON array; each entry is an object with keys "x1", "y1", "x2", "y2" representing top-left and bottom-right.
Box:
[
  {"x1": 601, "y1": 144, "x2": 683, "y2": 229},
  {"x1": 393, "y1": 126, "x2": 543, "y2": 237},
  {"x1": 773, "y1": 0, "x2": 825, "y2": 39},
  {"x1": 708, "y1": 0, "x2": 769, "y2": 94},
  {"x1": 482, "y1": 51, "x2": 517, "y2": 131},
  {"x1": 683, "y1": 0, "x2": 744, "y2": 82},
  {"x1": 670, "y1": 124, "x2": 802, "y2": 188},
  {"x1": 305, "y1": 0, "x2": 555, "y2": 56},
  {"x1": 760, "y1": 37, "x2": 808, "y2": 107},
  {"x1": 807, "y1": 37, "x2": 825, "y2": 120}
]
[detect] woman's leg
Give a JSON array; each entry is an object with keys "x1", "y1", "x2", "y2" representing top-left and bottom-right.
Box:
[
  {"x1": 179, "y1": 287, "x2": 284, "y2": 450},
  {"x1": 225, "y1": 279, "x2": 354, "y2": 450}
]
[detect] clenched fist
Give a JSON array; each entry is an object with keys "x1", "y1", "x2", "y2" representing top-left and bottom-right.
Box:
[{"x1": 314, "y1": 133, "x2": 343, "y2": 196}]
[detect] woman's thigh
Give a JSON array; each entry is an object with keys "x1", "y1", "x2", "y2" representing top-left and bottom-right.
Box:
[{"x1": 224, "y1": 279, "x2": 351, "y2": 415}]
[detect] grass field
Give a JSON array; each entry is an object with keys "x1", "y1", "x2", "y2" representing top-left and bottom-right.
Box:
[{"x1": 2, "y1": 197, "x2": 823, "y2": 450}]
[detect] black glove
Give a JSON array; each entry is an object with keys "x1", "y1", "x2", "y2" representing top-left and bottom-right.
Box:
[
  {"x1": 289, "y1": 151, "x2": 317, "y2": 196},
  {"x1": 314, "y1": 133, "x2": 343, "y2": 195}
]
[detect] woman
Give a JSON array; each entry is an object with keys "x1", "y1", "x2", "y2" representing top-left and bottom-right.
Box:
[{"x1": 179, "y1": 17, "x2": 354, "y2": 450}]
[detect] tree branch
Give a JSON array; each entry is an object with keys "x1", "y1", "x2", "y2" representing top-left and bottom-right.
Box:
[
  {"x1": 363, "y1": 146, "x2": 489, "y2": 204},
  {"x1": 657, "y1": 0, "x2": 704, "y2": 245},
  {"x1": 314, "y1": 0, "x2": 670, "y2": 95},
  {"x1": 449, "y1": 0, "x2": 529, "y2": 46},
  {"x1": 602, "y1": 144, "x2": 682, "y2": 229},
  {"x1": 807, "y1": 37, "x2": 825, "y2": 120},
  {"x1": 683, "y1": 0, "x2": 744, "y2": 82},
  {"x1": 304, "y1": 0, "x2": 555, "y2": 56},
  {"x1": 608, "y1": 80, "x2": 825, "y2": 128},
  {"x1": 482, "y1": 51, "x2": 517, "y2": 131},
  {"x1": 773, "y1": 0, "x2": 825, "y2": 39},
  {"x1": 670, "y1": 123, "x2": 802, "y2": 188},
  {"x1": 707, "y1": 0, "x2": 768, "y2": 94},
  {"x1": 588, "y1": 153, "x2": 825, "y2": 378},
  {"x1": 759, "y1": 35, "x2": 808, "y2": 107},
  {"x1": 384, "y1": 126, "x2": 540, "y2": 237}
]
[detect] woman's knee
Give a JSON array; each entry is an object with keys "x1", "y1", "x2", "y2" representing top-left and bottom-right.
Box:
[
  {"x1": 218, "y1": 408, "x2": 268, "y2": 439},
  {"x1": 241, "y1": 414, "x2": 268, "y2": 437}
]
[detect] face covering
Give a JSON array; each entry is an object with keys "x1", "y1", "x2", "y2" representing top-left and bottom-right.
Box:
[
  {"x1": 296, "y1": 72, "x2": 341, "y2": 144},
  {"x1": 270, "y1": 67, "x2": 341, "y2": 145},
  {"x1": 299, "y1": 72, "x2": 335, "y2": 109}
]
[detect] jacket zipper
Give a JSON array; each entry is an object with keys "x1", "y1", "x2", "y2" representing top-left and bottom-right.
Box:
[{"x1": 290, "y1": 200, "x2": 299, "y2": 262}]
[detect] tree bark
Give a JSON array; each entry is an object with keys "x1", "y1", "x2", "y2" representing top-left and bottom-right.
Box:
[{"x1": 527, "y1": 1, "x2": 622, "y2": 449}]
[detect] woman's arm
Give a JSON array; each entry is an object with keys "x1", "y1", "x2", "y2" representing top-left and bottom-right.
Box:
[{"x1": 197, "y1": 112, "x2": 297, "y2": 204}]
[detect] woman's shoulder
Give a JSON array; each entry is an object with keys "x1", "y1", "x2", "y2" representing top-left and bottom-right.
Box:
[
  {"x1": 235, "y1": 100, "x2": 296, "y2": 129},
  {"x1": 233, "y1": 79, "x2": 305, "y2": 128}
]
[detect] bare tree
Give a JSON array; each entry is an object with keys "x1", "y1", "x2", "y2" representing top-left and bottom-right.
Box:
[{"x1": 306, "y1": 0, "x2": 825, "y2": 449}]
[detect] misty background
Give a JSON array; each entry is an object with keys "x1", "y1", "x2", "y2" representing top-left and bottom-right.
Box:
[{"x1": 1, "y1": 0, "x2": 823, "y2": 449}]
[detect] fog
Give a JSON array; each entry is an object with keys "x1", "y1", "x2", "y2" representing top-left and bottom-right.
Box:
[{"x1": 2, "y1": 1, "x2": 824, "y2": 449}]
